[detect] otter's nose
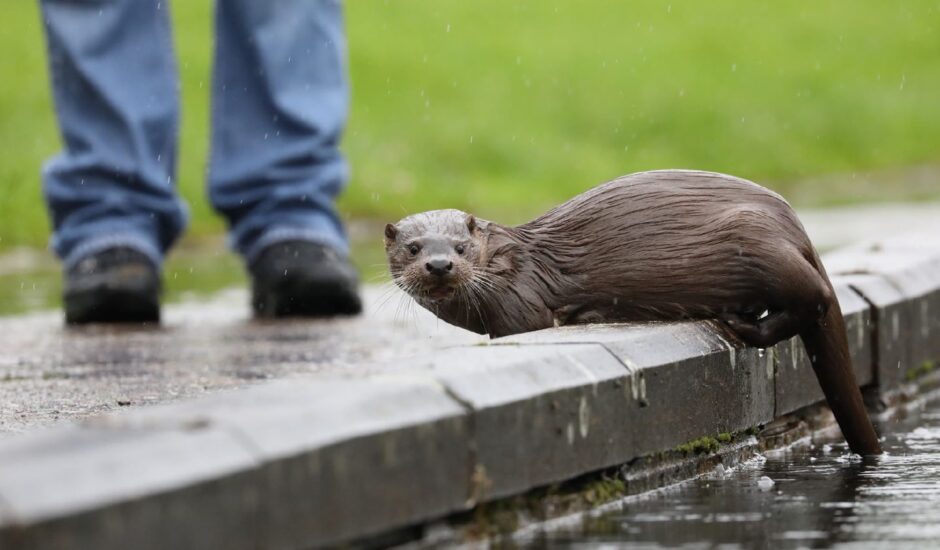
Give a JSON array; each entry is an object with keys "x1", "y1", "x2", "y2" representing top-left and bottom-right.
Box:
[{"x1": 425, "y1": 258, "x2": 453, "y2": 277}]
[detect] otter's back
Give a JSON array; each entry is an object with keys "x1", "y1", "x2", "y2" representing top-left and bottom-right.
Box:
[{"x1": 519, "y1": 170, "x2": 813, "y2": 311}]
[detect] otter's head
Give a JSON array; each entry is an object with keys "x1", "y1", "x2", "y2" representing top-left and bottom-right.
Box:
[{"x1": 384, "y1": 209, "x2": 483, "y2": 304}]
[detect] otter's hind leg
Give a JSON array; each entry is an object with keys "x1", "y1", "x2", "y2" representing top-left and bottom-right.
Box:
[
  {"x1": 722, "y1": 246, "x2": 832, "y2": 348},
  {"x1": 722, "y1": 310, "x2": 801, "y2": 348}
]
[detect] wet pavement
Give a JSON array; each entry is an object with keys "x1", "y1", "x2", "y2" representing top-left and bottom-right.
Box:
[
  {"x1": 797, "y1": 202, "x2": 940, "y2": 251},
  {"x1": 531, "y1": 396, "x2": 940, "y2": 548},
  {"x1": 0, "y1": 286, "x2": 484, "y2": 436}
]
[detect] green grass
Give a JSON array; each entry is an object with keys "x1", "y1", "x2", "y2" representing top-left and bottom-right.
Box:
[{"x1": 2, "y1": 0, "x2": 939, "y2": 252}]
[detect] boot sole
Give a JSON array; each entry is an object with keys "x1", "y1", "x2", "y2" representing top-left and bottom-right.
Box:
[
  {"x1": 65, "y1": 286, "x2": 160, "y2": 325},
  {"x1": 253, "y1": 276, "x2": 362, "y2": 318}
]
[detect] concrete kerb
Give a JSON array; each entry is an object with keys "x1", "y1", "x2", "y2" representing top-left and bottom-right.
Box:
[
  {"x1": 122, "y1": 377, "x2": 473, "y2": 550},
  {"x1": 0, "y1": 421, "x2": 260, "y2": 550},
  {"x1": 497, "y1": 322, "x2": 775, "y2": 457},
  {"x1": 826, "y1": 240, "x2": 940, "y2": 394},
  {"x1": 0, "y1": 234, "x2": 939, "y2": 549},
  {"x1": 0, "y1": 377, "x2": 473, "y2": 550},
  {"x1": 384, "y1": 344, "x2": 638, "y2": 502}
]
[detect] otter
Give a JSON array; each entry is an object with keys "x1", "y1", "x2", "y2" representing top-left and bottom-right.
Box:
[{"x1": 384, "y1": 169, "x2": 881, "y2": 455}]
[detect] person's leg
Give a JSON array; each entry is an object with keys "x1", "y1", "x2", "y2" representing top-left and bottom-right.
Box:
[
  {"x1": 40, "y1": 0, "x2": 186, "y2": 268},
  {"x1": 39, "y1": 0, "x2": 186, "y2": 322},
  {"x1": 209, "y1": 0, "x2": 359, "y2": 316}
]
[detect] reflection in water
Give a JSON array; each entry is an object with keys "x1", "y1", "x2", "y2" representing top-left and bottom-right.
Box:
[{"x1": 534, "y1": 398, "x2": 940, "y2": 548}]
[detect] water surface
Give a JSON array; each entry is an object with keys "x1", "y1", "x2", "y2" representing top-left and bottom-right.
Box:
[{"x1": 535, "y1": 397, "x2": 940, "y2": 548}]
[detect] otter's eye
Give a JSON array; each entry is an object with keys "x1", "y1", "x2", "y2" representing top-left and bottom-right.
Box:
[
  {"x1": 455, "y1": 244, "x2": 465, "y2": 255},
  {"x1": 409, "y1": 244, "x2": 420, "y2": 256}
]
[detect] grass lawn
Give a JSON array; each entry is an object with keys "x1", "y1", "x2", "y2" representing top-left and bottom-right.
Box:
[{"x1": 2, "y1": 0, "x2": 939, "y2": 253}]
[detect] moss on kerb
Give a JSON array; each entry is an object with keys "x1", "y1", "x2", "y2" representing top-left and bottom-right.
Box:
[
  {"x1": 675, "y1": 436, "x2": 720, "y2": 455},
  {"x1": 583, "y1": 476, "x2": 628, "y2": 505},
  {"x1": 460, "y1": 425, "x2": 764, "y2": 541},
  {"x1": 468, "y1": 498, "x2": 521, "y2": 537},
  {"x1": 465, "y1": 474, "x2": 631, "y2": 539},
  {"x1": 674, "y1": 429, "x2": 754, "y2": 455},
  {"x1": 906, "y1": 360, "x2": 936, "y2": 382}
]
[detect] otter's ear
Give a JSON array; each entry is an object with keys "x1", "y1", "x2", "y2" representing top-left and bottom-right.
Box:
[
  {"x1": 466, "y1": 215, "x2": 477, "y2": 233},
  {"x1": 384, "y1": 223, "x2": 398, "y2": 240}
]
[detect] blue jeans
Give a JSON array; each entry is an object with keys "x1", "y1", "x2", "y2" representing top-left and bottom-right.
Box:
[{"x1": 40, "y1": 0, "x2": 350, "y2": 269}]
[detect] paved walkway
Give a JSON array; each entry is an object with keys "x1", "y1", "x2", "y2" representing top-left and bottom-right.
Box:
[
  {"x1": 797, "y1": 202, "x2": 940, "y2": 250},
  {"x1": 0, "y1": 287, "x2": 483, "y2": 435}
]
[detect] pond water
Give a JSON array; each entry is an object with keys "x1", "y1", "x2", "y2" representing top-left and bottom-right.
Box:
[{"x1": 530, "y1": 397, "x2": 940, "y2": 548}]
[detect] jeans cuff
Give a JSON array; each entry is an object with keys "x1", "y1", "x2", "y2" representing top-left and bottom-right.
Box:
[
  {"x1": 61, "y1": 234, "x2": 163, "y2": 270},
  {"x1": 242, "y1": 227, "x2": 350, "y2": 265}
]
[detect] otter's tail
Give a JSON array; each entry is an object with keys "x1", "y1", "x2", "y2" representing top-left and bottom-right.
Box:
[{"x1": 798, "y1": 291, "x2": 882, "y2": 455}]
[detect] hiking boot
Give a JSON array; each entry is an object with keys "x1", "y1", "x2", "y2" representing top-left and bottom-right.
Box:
[
  {"x1": 64, "y1": 247, "x2": 161, "y2": 324},
  {"x1": 250, "y1": 240, "x2": 362, "y2": 318}
]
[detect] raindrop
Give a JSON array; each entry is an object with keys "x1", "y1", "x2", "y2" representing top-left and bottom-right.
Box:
[{"x1": 731, "y1": 63, "x2": 737, "y2": 72}]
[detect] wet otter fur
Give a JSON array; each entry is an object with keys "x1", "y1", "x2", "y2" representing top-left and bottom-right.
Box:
[{"x1": 384, "y1": 169, "x2": 881, "y2": 455}]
